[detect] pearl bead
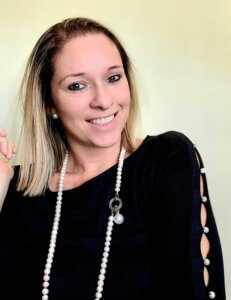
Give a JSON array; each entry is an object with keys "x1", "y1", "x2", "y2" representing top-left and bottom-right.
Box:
[
  {"x1": 97, "y1": 286, "x2": 103, "y2": 292},
  {"x1": 44, "y1": 268, "x2": 50, "y2": 275},
  {"x1": 43, "y1": 282, "x2": 49, "y2": 288},
  {"x1": 45, "y1": 263, "x2": 51, "y2": 269},
  {"x1": 102, "y1": 257, "x2": 108, "y2": 263},
  {"x1": 42, "y1": 288, "x2": 49, "y2": 295},
  {"x1": 100, "y1": 268, "x2": 106, "y2": 275},
  {"x1": 54, "y1": 215, "x2": 60, "y2": 221},
  {"x1": 104, "y1": 246, "x2": 110, "y2": 252},
  {"x1": 48, "y1": 247, "x2": 54, "y2": 254},
  {"x1": 55, "y1": 207, "x2": 61, "y2": 213},
  {"x1": 56, "y1": 200, "x2": 62, "y2": 206},
  {"x1": 42, "y1": 295, "x2": 48, "y2": 300},
  {"x1": 108, "y1": 220, "x2": 114, "y2": 226},
  {"x1": 43, "y1": 275, "x2": 50, "y2": 281},
  {"x1": 100, "y1": 262, "x2": 107, "y2": 269},
  {"x1": 97, "y1": 280, "x2": 104, "y2": 287},
  {"x1": 51, "y1": 226, "x2": 58, "y2": 239},
  {"x1": 104, "y1": 241, "x2": 110, "y2": 247},
  {"x1": 53, "y1": 222, "x2": 58, "y2": 228},
  {"x1": 106, "y1": 230, "x2": 112, "y2": 236},
  {"x1": 106, "y1": 236, "x2": 111, "y2": 242},
  {"x1": 209, "y1": 291, "x2": 216, "y2": 298},
  {"x1": 95, "y1": 292, "x2": 102, "y2": 298},
  {"x1": 49, "y1": 242, "x2": 56, "y2": 248},
  {"x1": 203, "y1": 226, "x2": 209, "y2": 233},
  {"x1": 114, "y1": 213, "x2": 124, "y2": 224},
  {"x1": 98, "y1": 274, "x2": 105, "y2": 280},
  {"x1": 200, "y1": 168, "x2": 206, "y2": 174},
  {"x1": 202, "y1": 196, "x2": 207, "y2": 202},
  {"x1": 107, "y1": 225, "x2": 113, "y2": 231},
  {"x1": 204, "y1": 258, "x2": 210, "y2": 266}
]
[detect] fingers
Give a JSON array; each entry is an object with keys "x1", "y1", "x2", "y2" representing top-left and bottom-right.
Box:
[
  {"x1": 0, "y1": 129, "x2": 16, "y2": 160},
  {"x1": 0, "y1": 128, "x2": 7, "y2": 137},
  {"x1": 5, "y1": 141, "x2": 14, "y2": 160}
]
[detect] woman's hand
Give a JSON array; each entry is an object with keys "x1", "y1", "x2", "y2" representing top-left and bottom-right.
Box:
[
  {"x1": 0, "y1": 128, "x2": 17, "y2": 211},
  {"x1": 0, "y1": 128, "x2": 16, "y2": 177}
]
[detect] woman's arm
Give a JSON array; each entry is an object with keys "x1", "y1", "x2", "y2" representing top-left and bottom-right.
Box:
[{"x1": 155, "y1": 131, "x2": 226, "y2": 299}]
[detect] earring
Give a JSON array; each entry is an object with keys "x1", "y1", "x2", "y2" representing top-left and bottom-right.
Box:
[{"x1": 52, "y1": 113, "x2": 58, "y2": 119}]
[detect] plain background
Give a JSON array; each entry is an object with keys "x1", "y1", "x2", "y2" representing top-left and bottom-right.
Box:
[{"x1": 0, "y1": 0, "x2": 230, "y2": 298}]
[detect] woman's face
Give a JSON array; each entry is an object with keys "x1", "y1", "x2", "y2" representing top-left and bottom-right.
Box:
[{"x1": 51, "y1": 33, "x2": 131, "y2": 149}]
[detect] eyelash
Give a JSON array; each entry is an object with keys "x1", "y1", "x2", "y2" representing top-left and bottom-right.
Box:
[
  {"x1": 107, "y1": 74, "x2": 121, "y2": 83},
  {"x1": 68, "y1": 74, "x2": 121, "y2": 91},
  {"x1": 68, "y1": 83, "x2": 85, "y2": 91}
]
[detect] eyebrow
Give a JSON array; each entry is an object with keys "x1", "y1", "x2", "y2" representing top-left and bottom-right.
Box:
[{"x1": 58, "y1": 65, "x2": 123, "y2": 85}]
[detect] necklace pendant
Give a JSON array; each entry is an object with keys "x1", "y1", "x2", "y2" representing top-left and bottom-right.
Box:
[{"x1": 114, "y1": 212, "x2": 124, "y2": 224}]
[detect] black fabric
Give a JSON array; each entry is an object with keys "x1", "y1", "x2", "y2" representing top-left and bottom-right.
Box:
[{"x1": 0, "y1": 131, "x2": 226, "y2": 299}]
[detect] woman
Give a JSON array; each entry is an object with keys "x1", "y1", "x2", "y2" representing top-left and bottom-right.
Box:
[{"x1": 0, "y1": 17, "x2": 226, "y2": 299}]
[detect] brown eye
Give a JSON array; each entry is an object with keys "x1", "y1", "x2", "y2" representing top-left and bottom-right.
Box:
[
  {"x1": 108, "y1": 74, "x2": 121, "y2": 83},
  {"x1": 68, "y1": 83, "x2": 85, "y2": 91}
]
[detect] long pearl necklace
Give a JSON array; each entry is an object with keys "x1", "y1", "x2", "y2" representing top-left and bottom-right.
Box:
[{"x1": 41, "y1": 147, "x2": 126, "y2": 300}]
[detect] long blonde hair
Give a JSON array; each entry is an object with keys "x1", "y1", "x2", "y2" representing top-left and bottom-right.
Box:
[{"x1": 17, "y1": 17, "x2": 141, "y2": 196}]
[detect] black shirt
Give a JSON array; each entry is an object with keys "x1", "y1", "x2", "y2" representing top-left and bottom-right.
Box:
[{"x1": 0, "y1": 131, "x2": 226, "y2": 299}]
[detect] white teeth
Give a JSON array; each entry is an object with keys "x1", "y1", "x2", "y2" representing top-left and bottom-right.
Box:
[{"x1": 90, "y1": 114, "x2": 115, "y2": 125}]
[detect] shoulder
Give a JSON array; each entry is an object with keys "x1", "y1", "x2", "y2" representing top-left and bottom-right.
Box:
[
  {"x1": 149, "y1": 130, "x2": 195, "y2": 148},
  {"x1": 142, "y1": 130, "x2": 196, "y2": 155},
  {"x1": 141, "y1": 130, "x2": 199, "y2": 171},
  {"x1": 134, "y1": 130, "x2": 196, "y2": 159}
]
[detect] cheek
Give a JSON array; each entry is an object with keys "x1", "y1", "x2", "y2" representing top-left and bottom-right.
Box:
[
  {"x1": 51, "y1": 88, "x2": 83, "y2": 117},
  {"x1": 116, "y1": 82, "x2": 131, "y2": 105}
]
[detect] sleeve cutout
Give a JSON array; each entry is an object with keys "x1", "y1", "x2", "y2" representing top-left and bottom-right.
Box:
[
  {"x1": 194, "y1": 148, "x2": 211, "y2": 288},
  {"x1": 204, "y1": 266, "x2": 210, "y2": 286},
  {"x1": 192, "y1": 142, "x2": 224, "y2": 299},
  {"x1": 201, "y1": 203, "x2": 207, "y2": 227},
  {"x1": 201, "y1": 233, "x2": 210, "y2": 258}
]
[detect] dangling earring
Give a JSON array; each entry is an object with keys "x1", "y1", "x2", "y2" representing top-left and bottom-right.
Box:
[{"x1": 52, "y1": 113, "x2": 58, "y2": 119}]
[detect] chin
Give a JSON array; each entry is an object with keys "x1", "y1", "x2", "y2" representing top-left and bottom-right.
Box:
[{"x1": 89, "y1": 133, "x2": 122, "y2": 149}]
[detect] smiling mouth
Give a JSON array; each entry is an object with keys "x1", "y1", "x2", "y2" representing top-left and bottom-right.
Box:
[{"x1": 86, "y1": 112, "x2": 118, "y2": 125}]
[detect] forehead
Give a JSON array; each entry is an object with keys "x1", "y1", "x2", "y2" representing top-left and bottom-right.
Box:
[{"x1": 53, "y1": 33, "x2": 122, "y2": 75}]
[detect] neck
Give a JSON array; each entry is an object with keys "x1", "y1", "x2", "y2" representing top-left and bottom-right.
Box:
[{"x1": 66, "y1": 140, "x2": 124, "y2": 176}]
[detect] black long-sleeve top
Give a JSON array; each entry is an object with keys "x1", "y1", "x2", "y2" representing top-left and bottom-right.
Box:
[{"x1": 0, "y1": 131, "x2": 226, "y2": 299}]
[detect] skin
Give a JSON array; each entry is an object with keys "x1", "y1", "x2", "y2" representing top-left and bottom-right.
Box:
[
  {"x1": 0, "y1": 128, "x2": 16, "y2": 211},
  {"x1": 49, "y1": 33, "x2": 132, "y2": 191}
]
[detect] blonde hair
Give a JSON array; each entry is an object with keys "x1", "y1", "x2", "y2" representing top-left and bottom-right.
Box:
[{"x1": 17, "y1": 17, "x2": 141, "y2": 196}]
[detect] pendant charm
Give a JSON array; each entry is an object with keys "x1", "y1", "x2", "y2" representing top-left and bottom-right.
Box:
[{"x1": 114, "y1": 212, "x2": 124, "y2": 224}]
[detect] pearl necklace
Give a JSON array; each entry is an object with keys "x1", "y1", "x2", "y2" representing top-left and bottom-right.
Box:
[{"x1": 41, "y1": 147, "x2": 126, "y2": 300}]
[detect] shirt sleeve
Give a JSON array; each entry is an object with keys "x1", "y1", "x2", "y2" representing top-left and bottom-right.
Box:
[{"x1": 153, "y1": 131, "x2": 226, "y2": 299}]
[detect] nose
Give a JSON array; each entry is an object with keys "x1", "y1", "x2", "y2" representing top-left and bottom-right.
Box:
[{"x1": 90, "y1": 83, "x2": 113, "y2": 110}]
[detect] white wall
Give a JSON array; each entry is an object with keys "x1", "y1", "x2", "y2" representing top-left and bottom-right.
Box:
[{"x1": 0, "y1": 0, "x2": 230, "y2": 297}]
